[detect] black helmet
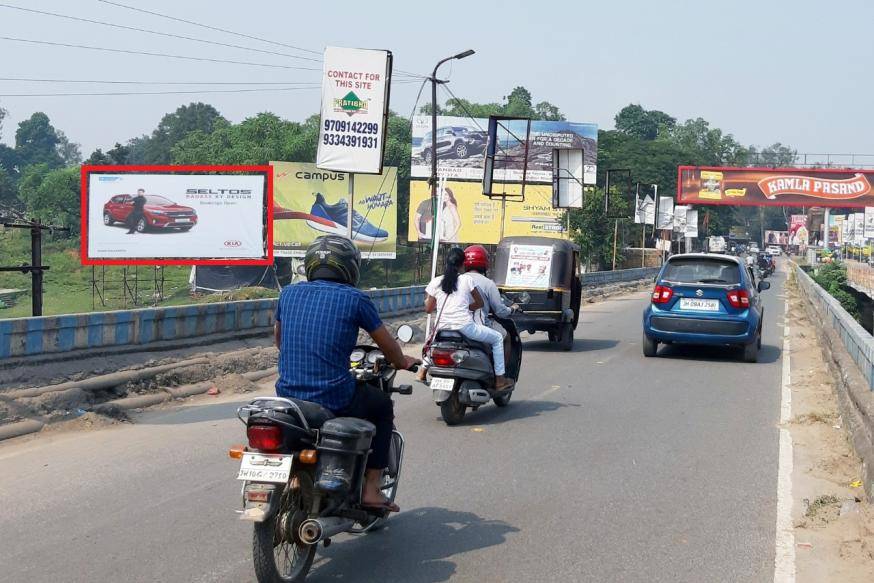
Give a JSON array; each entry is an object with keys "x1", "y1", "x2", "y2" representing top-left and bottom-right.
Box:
[{"x1": 304, "y1": 235, "x2": 361, "y2": 286}]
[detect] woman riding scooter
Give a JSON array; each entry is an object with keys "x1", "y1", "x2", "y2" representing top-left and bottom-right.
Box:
[{"x1": 421, "y1": 247, "x2": 513, "y2": 391}]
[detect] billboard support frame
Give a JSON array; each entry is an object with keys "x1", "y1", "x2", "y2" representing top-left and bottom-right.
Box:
[{"x1": 483, "y1": 115, "x2": 531, "y2": 202}]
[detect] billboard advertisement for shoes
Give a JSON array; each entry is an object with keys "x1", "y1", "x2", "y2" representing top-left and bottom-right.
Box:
[
  {"x1": 407, "y1": 180, "x2": 565, "y2": 245},
  {"x1": 83, "y1": 167, "x2": 270, "y2": 265},
  {"x1": 410, "y1": 116, "x2": 598, "y2": 184},
  {"x1": 271, "y1": 161, "x2": 397, "y2": 259}
]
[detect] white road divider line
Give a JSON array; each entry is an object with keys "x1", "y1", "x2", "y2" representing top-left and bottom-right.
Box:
[
  {"x1": 774, "y1": 301, "x2": 795, "y2": 583},
  {"x1": 533, "y1": 385, "x2": 562, "y2": 400}
]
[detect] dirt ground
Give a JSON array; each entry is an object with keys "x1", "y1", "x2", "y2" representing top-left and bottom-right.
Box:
[{"x1": 786, "y1": 273, "x2": 874, "y2": 581}]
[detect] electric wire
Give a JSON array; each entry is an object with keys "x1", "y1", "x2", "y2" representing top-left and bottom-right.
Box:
[{"x1": 0, "y1": 77, "x2": 320, "y2": 85}]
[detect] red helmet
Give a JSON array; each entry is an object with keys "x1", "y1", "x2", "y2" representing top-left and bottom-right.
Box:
[{"x1": 463, "y1": 245, "x2": 489, "y2": 271}]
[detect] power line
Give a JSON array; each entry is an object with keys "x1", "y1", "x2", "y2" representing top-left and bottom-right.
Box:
[
  {"x1": 95, "y1": 0, "x2": 427, "y2": 79},
  {"x1": 0, "y1": 36, "x2": 322, "y2": 71},
  {"x1": 0, "y1": 77, "x2": 319, "y2": 85},
  {"x1": 0, "y1": 3, "x2": 323, "y2": 64},
  {"x1": 0, "y1": 86, "x2": 321, "y2": 97}
]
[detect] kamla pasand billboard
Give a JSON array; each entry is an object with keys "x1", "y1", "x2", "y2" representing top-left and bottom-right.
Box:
[
  {"x1": 411, "y1": 116, "x2": 598, "y2": 184},
  {"x1": 271, "y1": 161, "x2": 397, "y2": 259},
  {"x1": 82, "y1": 165, "x2": 271, "y2": 265}
]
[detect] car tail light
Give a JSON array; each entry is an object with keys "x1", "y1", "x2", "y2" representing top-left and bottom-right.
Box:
[
  {"x1": 726, "y1": 289, "x2": 751, "y2": 309},
  {"x1": 247, "y1": 424, "x2": 283, "y2": 452},
  {"x1": 431, "y1": 348, "x2": 468, "y2": 367},
  {"x1": 651, "y1": 285, "x2": 673, "y2": 304}
]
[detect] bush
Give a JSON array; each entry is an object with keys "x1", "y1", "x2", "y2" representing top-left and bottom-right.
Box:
[{"x1": 813, "y1": 262, "x2": 861, "y2": 320}]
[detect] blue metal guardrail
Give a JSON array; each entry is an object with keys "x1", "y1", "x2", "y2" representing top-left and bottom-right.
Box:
[
  {"x1": 795, "y1": 265, "x2": 874, "y2": 391},
  {"x1": 0, "y1": 266, "x2": 660, "y2": 360}
]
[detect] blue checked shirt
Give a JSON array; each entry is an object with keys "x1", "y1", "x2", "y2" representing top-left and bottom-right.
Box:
[{"x1": 275, "y1": 280, "x2": 383, "y2": 411}]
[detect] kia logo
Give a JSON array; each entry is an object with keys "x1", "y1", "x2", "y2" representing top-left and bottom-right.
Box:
[{"x1": 224, "y1": 240, "x2": 242, "y2": 247}]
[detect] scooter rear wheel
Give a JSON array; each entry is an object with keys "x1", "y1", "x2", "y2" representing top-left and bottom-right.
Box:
[
  {"x1": 493, "y1": 391, "x2": 512, "y2": 407},
  {"x1": 440, "y1": 392, "x2": 466, "y2": 425}
]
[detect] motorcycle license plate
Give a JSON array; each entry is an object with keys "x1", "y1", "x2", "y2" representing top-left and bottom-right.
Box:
[
  {"x1": 237, "y1": 453, "x2": 292, "y2": 483},
  {"x1": 431, "y1": 377, "x2": 455, "y2": 392}
]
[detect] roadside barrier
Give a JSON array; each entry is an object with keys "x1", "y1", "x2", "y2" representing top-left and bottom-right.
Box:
[{"x1": 0, "y1": 269, "x2": 659, "y2": 362}]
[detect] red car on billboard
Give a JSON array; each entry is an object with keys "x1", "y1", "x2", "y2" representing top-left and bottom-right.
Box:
[{"x1": 103, "y1": 194, "x2": 198, "y2": 232}]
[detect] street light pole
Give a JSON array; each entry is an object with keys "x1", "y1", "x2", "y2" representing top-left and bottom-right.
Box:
[{"x1": 428, "y1": 49, "x2": 475, "y2": 250}]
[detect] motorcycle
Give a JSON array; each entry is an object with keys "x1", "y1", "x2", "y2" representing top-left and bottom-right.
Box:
[
  {"x1": 231, "y1": 325, "x2": 417, "y2": 583},
  {"x1": 428, "y1": 314, "x2": 523, "y2": 425}
]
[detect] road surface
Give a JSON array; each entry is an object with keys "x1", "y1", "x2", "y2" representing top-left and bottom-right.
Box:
[{"x1": 0, "y1": 272, "x2": 786, "y2": 582}]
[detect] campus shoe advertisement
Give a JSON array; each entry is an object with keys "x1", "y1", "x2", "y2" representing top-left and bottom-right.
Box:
[
  {"x1": 407, "y1": 180, "x2": 565, "y2": 245},
  {"x1": 271, "y1": 161, "x2": 397, "y2": 259},
  {"x1": 83, "y1": 169, "x2": 268, "y2": 264},
  {"x1": 678, "y1": 166, "x2": 874, "y2": 207},
  {"x1": 410, "y1": 116, "x2": 598, "y2": 184}
]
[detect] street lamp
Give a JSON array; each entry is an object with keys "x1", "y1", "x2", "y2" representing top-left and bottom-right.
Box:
[{"x1": 429, "y1": 49, "x2": 475, "y2": 219}]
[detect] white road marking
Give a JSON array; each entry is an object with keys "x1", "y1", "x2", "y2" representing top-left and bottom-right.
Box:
[
  {"x1": 774, "y1": 300, "x2": 795, "y2": 583},
  {"x1": 533, "y1": 385, "x2": 562, "y2": 400}
]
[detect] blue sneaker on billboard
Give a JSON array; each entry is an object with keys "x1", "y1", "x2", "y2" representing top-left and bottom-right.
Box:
[{"x1": 307, "y1": 193, "x2": 389, "y2": 243}]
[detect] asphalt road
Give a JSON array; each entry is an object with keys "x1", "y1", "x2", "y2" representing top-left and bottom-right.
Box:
[{"x1": 0, "y1": 271, "x2": 786, "y2": 583}]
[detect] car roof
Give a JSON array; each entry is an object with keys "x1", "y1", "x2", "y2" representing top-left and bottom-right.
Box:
[{"x1": 666, "y1": 253, "x2": 742, "y2": 265}]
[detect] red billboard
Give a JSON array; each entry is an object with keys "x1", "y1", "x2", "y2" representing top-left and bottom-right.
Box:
[{"x1": 678, "y1": 166, "x2": 874, "y2": 207}]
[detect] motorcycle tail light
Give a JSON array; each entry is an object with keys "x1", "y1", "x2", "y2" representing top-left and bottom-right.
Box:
[
  {"x1": 431, "y1": 348, "x2": 467, "y2": 367},
  {"x1": 651, "y1": 285, "x2": 673, "y2": 304},
  {"x1": 726, "y1": 289, "x2": 750, "y2": 309},
  {"x1": 247, "y1": 424, "x2": 283, "y2": 452}
]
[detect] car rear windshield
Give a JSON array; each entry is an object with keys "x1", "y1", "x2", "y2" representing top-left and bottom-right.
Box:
[
  {"x1": 661, "y1": 258, "x2": 741, "y2": 285},
  {"x1": 145, "y1": 195, "x2": 172, "y2": 205}
]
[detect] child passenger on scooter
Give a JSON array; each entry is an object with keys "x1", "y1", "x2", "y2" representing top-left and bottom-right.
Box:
[{"x1": 422, "y1": 247, "x2": 514, "y2": 391}]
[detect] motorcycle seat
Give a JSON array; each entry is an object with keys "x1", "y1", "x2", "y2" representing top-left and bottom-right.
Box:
[
  {"x1": 435, "y1": 330, "x2": 493, "y2": 356},
  {"x1": 280, "y1": 398, "x2": 335, "y2": 429}
]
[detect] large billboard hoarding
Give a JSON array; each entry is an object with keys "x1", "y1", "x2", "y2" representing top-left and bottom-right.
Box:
[
  {"x1": 272, "y1": 162, "x2": 397, "y2": 259},
  {"x1": 407, "y1": 180, "x2": 565, "y2": 244},
  {"x1": 82, "y1": 165, "x2": 271, "y2": 266},
  {"x1": 678, "y1": 166, "x2": 874, "y2": 207},
  {"x1": 411, "y1": 116, "x2": 597, "y2": 184},
  {"x1": 316, "y1": 46, "x2": 392, "y2": 175}
]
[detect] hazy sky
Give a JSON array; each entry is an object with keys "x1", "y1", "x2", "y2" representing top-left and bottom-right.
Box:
[{"x1": 1, "y1": 0, "x2": 871, "y2": 157}]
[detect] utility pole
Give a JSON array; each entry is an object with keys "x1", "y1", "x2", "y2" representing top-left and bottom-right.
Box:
[{"x1": 0, "y1": 218, "x2": 70, "y2": 316}]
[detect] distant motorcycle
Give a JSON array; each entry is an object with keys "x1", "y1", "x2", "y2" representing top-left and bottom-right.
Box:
[{"x1": 231, "y1": 325, "x2": 416, "y2": 583}]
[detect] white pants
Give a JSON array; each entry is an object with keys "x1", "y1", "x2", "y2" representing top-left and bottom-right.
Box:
[{"x1": 458, "y1": 322, "x2": 505, "y2": 375}]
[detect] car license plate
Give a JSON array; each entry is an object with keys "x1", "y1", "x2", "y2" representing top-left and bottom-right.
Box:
[
  {"x1": 679, "y1": 298, "x2": 719, "y2": 312},
  {"x1": 431, "y1": 377, "x2": 455, "y2": 392},
  {"x1": 237, "y1": 453, "x2": 292, "y2": 483},
  {"x1": 174, "y1": 218, "x2": 191, "y2": 223}
]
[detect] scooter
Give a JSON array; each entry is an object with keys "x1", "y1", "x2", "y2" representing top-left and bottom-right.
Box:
[
  {"x1": 428, "y1": 316, "x2": 523, "y2": 425},
  {"x1": 231, "y1": 325, "x2": 417, "y2": 583}
]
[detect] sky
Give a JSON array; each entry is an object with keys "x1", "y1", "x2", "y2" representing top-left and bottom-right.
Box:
[{"x1": 1, "y1": 0, "x2": 872, "y2": 158}]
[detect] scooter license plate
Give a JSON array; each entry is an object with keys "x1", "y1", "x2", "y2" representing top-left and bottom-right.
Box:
[
  {"x1": 431, "y1": 377, "x2": 455, "y2": 392},
  {"x1": 237, "y1": 453, "x2": 292, "y2": 483}
]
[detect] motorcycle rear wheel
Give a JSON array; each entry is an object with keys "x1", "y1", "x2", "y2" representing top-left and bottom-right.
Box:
[
  {"x1": 440, "y1": 391, "x2": 466, "y2": 425},
  {"x1": 253, "y1": 471, "x2": 316, "y2": 583}
]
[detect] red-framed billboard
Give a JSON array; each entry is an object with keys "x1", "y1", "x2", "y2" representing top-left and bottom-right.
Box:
[
  {"x1": 81, "y1": 165, "x2": 273, "y2": 266},
  {"x1": 678, "y1": 166, "x2": 874, "y2": 208}
]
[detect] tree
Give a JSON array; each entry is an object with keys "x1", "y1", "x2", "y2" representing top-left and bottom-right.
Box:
[
  {"x1": 55, "y1": 130, "x2": 82, "y2": 166},
  {"x1": 502, "y1": 86, "x2": 535, "y2": 118},
  {"x1": 17, "y1": 164, "x2": 80, "y2": 231},
  {"x1": 534, "y1": 101, "x2": 565, "y2": 121},
  {"x1": 140, "y1": 102, "x2": 226, "y2": 163},
  {"x1": 748, "y1": 142, "x2": 796, "y2": 167},
  {"x1": 568, "y1": 189, "x2": 628, "y2": 269},
  {"x1": 0, "y1": 166, "x2": 17, "y2": 214},
  {"x1": 85, "y1": 142, "x2": 131, "y2": 165},
  {"x1": 614, "y1": 104, "x2": 675, "y2": 140},
  {"x1": 15, "y1": 112, "x2": 63, "y2": 169},
  {"x1": 0, "y1": 103, "x2": 6, "y2": 138}
]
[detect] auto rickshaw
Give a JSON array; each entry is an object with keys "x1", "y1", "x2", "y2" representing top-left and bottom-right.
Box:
[{"x1": 492, "y1": 236, "x2": 582, "y2": 350}]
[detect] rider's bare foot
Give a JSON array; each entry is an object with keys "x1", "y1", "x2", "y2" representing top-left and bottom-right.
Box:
[
  {"x1": 495, "y1": 375, "x2": 514, "y2": 392},
  {"x1": 415, "y1": 366, "x2": 428, "y2": 383},
  {"x1": 361, "y1": 491, "x2": 400, "y2": 513}
]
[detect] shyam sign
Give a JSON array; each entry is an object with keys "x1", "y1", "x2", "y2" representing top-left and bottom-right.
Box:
[{"x1": 678, "y1": 166, "x2": 874, "y2": 207}]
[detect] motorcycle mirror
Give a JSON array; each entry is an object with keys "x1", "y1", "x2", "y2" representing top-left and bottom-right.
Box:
[
  {"x1": 296, "y1": 264, "x2": 307, "y2": 276},
  {"x1": 518, "y1": 292, "x2": 531, "y2": 305},
  {"x1": 396, "y1": 324, "x2": 414, "y2": 343}
]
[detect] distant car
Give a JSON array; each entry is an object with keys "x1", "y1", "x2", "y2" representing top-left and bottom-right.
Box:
[
  {"x1": 642, "y1": 253, "x2": 770, "y2": 362},
  {"x1": 416, "y1": 126, "x2": 487, "y2": 164},
  {"x1": 749, "y1": 244, "x2": 760, "y2": 253},
  {"x1": 767, "y1": 246, "x2": 782, "y2": 256},
  {"x1": 103, "y1": 194, "x2": 198, "y2": 233}
]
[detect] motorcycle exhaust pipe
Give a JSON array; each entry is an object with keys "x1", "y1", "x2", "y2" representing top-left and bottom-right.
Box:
[{"x1": 298, "y1": 516, "x2": 355, "y2": 545}]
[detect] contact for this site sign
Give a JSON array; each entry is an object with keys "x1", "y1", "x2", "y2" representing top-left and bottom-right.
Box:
[
  {"x1": 316, "y1": 46, "x2": 392, "y2": 175},
  {"x1": 678, "y1": 166, "x2": 874, "y2": 207}
]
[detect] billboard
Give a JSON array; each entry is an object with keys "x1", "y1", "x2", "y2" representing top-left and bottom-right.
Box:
[
  {"x1": 764, "y1": 230, "x2": 790, "y2": 246},
  {"x1": 407, "y1": 180, "x2": 564, "y2": 244},
  {"x1": 789, "y1": 214, "x2": 809, "y2": 245},
  {"x1": 271, "y1": 162, "x2": 397, "y2": 259},
  {"x1": 411, "y1": 116, "x2": 597, "y2": 184},
  {"x1": 316, "y1": 47, "x2": 392, "y2": 174},
  {"x1": 864, "y1": 207, "x2": 874, "y2": 239},
  {"x1": 684, "y1": 209, "x2": 699, "y2": 238},
  {"x1": 678, "y1": 166, "x2": 874, "y2": 207},
  {"x1": 656, "y1": 196, "x2": 674, "y2": 230},
  {"x1": 82, "y1": 165, "x2": 271, "y2": 266},
  {"x1": 634, "y1": 194, "x2": 655, "y2": 225}
]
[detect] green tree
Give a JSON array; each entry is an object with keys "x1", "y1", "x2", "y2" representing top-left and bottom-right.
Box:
[
  {"x1": 55, "y1": 130, "x2": 82, "y2": 166},
  {"x1": 140, "y1": 102, "x2": 226, "y2": 163},
  {"x1": 17, "y1": 164, "x2": 80, "y2": 231},
  {"x1": 568, "y1": 189, "x2": 628, "y2": 269},
  {"x1": 0, "y1": 166, "x2": 17, "y2": 214},
  {"x1": 534, "y1": 101, "x2": 565, "y2": 121},
  {"x1": 748, "y1": 142, "x2": 796, "y2": 167},
  {"x1": 15, "y1": 112, "x2": 63, "y2": 169},
  {"x1": 85, "y1": 142, "x2": 131, "y2": 165},
  {"x1": 614, "y1": 104, "x2": 675, "y2": 140}
]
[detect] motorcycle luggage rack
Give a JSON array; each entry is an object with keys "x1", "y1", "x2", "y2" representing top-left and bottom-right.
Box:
[{"x1": 237, "y1": 396, "x2": 314, "y2": 435}]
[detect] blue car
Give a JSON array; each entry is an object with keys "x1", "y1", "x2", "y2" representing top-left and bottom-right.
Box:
[{"x1": 642, "y1": 253, "x2": 770, "y2": 362}]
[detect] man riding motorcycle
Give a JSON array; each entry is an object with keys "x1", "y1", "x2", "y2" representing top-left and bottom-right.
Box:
[
  {"x1": 463, "y1": 244, "x2": 516, "y2": 331},
  {"x1": 273, "y1": 235, "x2": 419, "y2": 512}
]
